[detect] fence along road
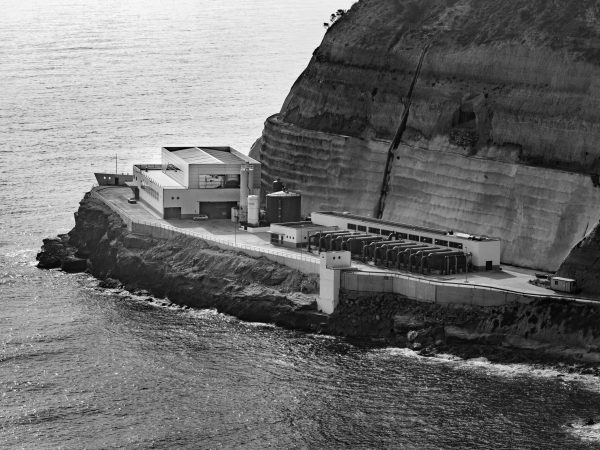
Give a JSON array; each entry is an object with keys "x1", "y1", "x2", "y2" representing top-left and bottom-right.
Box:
[{"x1": 89, "y1": 188, "x2": 320, "y2": 275}]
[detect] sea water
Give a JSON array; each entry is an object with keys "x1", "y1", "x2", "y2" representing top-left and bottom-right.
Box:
[{"x1": 1, "y1": 0, "x2": 599, "y2": 448}]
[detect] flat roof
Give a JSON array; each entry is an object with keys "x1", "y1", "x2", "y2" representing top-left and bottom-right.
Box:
[
  {"x1": 271, "y1": 221, "x2": 335, "y2": 230},
  {"x1": 313, "y1": 211, "x2": 499, "y2": 242},
  {"x1": 163, "y1": 146, "x2": 259, "y2": 165}
]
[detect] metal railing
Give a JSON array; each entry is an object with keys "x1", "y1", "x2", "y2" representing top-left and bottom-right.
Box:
[
  {"x1": 341, "y1": 269, "x2": 587, "y2": 303},
  {"x1": 89, "y1": 188, "x2": 319, "y2": 267}
]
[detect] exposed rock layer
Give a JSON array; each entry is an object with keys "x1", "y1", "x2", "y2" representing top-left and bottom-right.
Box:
[
  {"x1": 255, "y1": 0, "x2": 600, "y2": 273},
  {"x1": 332, "y1": 292, "x2": 600, "y2": 364}
]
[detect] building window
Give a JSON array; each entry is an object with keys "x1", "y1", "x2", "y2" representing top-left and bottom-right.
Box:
[
  {"x1": 435, "y1": 239, "x2": 448, "y2": 246},
  {"x1": 420, "y1": 236, "x2": 433, "y2": 244},
  {"x1": 347, "y1": 223, "x2": 357, "y2": 230},
  {"x1": 380, "y1": 229, "x2": 392, "y2": 236},
  {"x1": 449, "y1": 241, "x2": 463, "y2": 249},
  {"x1": 357, "y1": 225, "x2": 367, "y2": 232},
  {"x1": 368, "y1": 227, "x2": 380, "y2": 234},
  {"x1": 398, "y1": 233, "x2": 408, "y2": 239},
  {"x1": 409, "y1": 234, "x2": 419, "y2": 241}
]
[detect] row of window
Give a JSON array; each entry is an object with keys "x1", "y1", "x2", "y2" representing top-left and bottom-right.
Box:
[
  {"x1": 346, "y1": 223, "x2": 463, "y2": 249},
  {"x1": 142, "y1": 185, "x2": 159, "y2": 201}
]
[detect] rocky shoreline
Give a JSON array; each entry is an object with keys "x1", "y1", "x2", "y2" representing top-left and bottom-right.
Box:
[{"x1": 37, "y1": 191, "x2": 600, "y2": 372}]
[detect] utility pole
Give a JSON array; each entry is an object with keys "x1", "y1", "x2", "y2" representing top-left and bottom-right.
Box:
[{"x1": 115, "y1": 153, "x2": 118, "y2": 175}]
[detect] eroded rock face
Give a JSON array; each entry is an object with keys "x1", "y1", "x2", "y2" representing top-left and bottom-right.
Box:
[
  {"x1": 256, "y1": 0, "x2": 600, "y2": 272},
  {"x1": 37, "y1": 192, "x2": 325, "y2": 331},
  {"x1": 557, "y1": 222, "x2": 600, "y2": 293}
]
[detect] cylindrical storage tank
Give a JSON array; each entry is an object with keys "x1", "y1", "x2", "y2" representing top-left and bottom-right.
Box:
[
  {"x1": 224, "y1": 174, "x2": 240, "y2": 188},
  {"x1": 272, "y1": 178, "x2": 284, "y2": 193},
  {"x1": 266, "y1": 191, "x2": 301, "y2": 224},
  {"x1": 247, "y1": 195, "x2": 260, "y2": 226}
]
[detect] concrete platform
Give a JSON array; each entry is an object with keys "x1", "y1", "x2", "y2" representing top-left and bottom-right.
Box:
[{"x1": 93, "y1": 186, "x2": 596, "y2": 301}]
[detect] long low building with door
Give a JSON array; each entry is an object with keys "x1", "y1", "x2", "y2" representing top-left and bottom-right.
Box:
[
  {"x1": 310, "y1": 211, "x2": 501, "y2": 271},
  {"x1": 132, "y1": 146, "x2": 260, "y2": 219}
]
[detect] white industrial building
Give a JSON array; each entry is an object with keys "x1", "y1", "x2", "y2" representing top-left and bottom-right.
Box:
[
  {"x1": 269, "y1": 221, "x2": 337, "y2": 248},
  {"x1": 310, "y1": 211, "x2": 501, "y2": 271},
  {"x1": 132, "y1": 146, "x2": 260, "y2": 220}
]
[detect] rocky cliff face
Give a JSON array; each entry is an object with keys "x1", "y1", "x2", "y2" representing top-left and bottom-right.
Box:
[
  {"x1": 37, "y1": 193, "x2": 326, "y2": 331},
  {"x1": 254, "y1": 0, "x2": 600, "y2": 273},
  {"x1": 330, "y1": 292, "x2": 600, "y2": 365},
  {"x1": 557, "y1": 222, "x2": 600, "y2": 293}
]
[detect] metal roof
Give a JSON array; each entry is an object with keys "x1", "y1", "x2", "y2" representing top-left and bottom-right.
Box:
[
  {"x1": 163, "y1": 146, "x2": 258, "y2": 165},
  {"x1": 314, "y1": 211, "x2": 500, "y2": 242}
]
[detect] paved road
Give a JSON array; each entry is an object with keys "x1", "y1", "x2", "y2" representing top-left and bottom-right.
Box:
[{"x1": 94, "y1": 186, "x2": 591, "y2": 299}]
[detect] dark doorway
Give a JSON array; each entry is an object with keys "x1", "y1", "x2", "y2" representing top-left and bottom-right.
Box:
[
  {"x1": 486, "y1": 260, "x2": 493, "y2": 271},
  {"x1": 115, "y1": 177, "x2": 119, "y2": 186},
  {"x1": 199, "y1": 202, "x2": 236, "y2": 219},
  {"x1": 164, "y1": 207, "x2": 181, "y2": 219}
]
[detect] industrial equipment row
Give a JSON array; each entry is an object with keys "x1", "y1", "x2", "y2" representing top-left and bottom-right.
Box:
[{"x1": 309, "y1": 230, "x2": 469, "y2": 275}]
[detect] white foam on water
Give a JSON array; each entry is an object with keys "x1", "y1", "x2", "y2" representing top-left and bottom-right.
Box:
[
  {"x1": 565, "y1": 422, "x2": 600, "y2": 443},
  {"x1": 243, "y1": 321, "x2": 277, "y2": 329},
  {"x1": 372, "y1": 347, "x2": 600, "y2": 391}
]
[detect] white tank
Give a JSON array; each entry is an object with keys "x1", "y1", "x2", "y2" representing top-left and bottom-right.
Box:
[
  {"x1": 247, "y1": 195, "x2": 259, "y2": 226},
  {"x1": 239, "y1": 165, "x2": 250, "y2": 222},
  {"x1": 231, "y1": 207, "x2": 239, "y2": 223}
]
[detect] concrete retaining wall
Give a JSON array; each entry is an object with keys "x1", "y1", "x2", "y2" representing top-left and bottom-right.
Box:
[
  {"x1": 91, "y1": 190, "x2": 320, "y2": 275},
  {"x1": 342, "y1": 271, "x2": 541, "y2": 307},
  {"x1": 130, "y1": 221, "x2": 320, "y2": 275}
]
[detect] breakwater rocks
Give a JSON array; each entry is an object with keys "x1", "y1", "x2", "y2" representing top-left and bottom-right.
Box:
[{"x1": 36, "y1": 193, "x2": 326, "y2": 331}]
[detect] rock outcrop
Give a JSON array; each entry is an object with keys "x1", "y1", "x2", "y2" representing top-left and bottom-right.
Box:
[
  {"x1": 37, "y1": 193, "x2": 327, "y2": 331},
  {"x1": 255, "y1": 0, "x2": 600, "y2": 273},
  {"x1": 557, "y1": 222, "x2": 600, "y2": 293},
  {"x1": 330, "y1": 291, "x2": 600, "y2": 364}
]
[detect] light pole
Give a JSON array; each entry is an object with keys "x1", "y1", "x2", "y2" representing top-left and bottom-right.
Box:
[
  {"x1": 234, "y1": 214, "x2": 238, "y2": 245},
  {"x1": 464, "y1": 246, "x2": 469, "y2": 283}
]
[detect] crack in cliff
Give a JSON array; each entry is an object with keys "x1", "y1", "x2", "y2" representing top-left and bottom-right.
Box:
[{"x1": 375, "y1": 44, "x2": 431, "y2": 219}]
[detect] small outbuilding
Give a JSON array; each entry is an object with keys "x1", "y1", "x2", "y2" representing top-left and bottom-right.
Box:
[
  {"x1": 269, "y1": 221, "x2": 336, "y2": 248},
  {"x1": 550, "y1": 277, "x2": 577, "y2": 294}
]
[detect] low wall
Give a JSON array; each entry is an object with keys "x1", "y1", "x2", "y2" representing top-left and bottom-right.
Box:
[
  {"x1": 91, "y1": 189, "x2": 320, "y2": 275},
  {"x1": 341, "y1": 271, "x2": 569, "y2": 307}
]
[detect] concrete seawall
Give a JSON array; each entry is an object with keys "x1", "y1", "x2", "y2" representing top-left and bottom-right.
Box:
[{"x1": 340, "y1": 270, "x2": 580, "y2": 308}]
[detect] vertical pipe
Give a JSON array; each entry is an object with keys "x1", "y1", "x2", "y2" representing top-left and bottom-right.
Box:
[{"x1": 240, "y1": 164, "x2": 249, "y2": 222}]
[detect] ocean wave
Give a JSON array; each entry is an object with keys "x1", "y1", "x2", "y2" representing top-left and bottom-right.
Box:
[
  {"x1": 9, "y1": 403, "x2": 101, "y2": 427},
  {"x1": 0, "y1": 349, "x2": 67, "y2": 365},
  {"x1": 371, "y1": 347, "x2": 600, "y2": 391},
  {"x1": 565, "y1": 421, "x2": 600, "y2": 443}
]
